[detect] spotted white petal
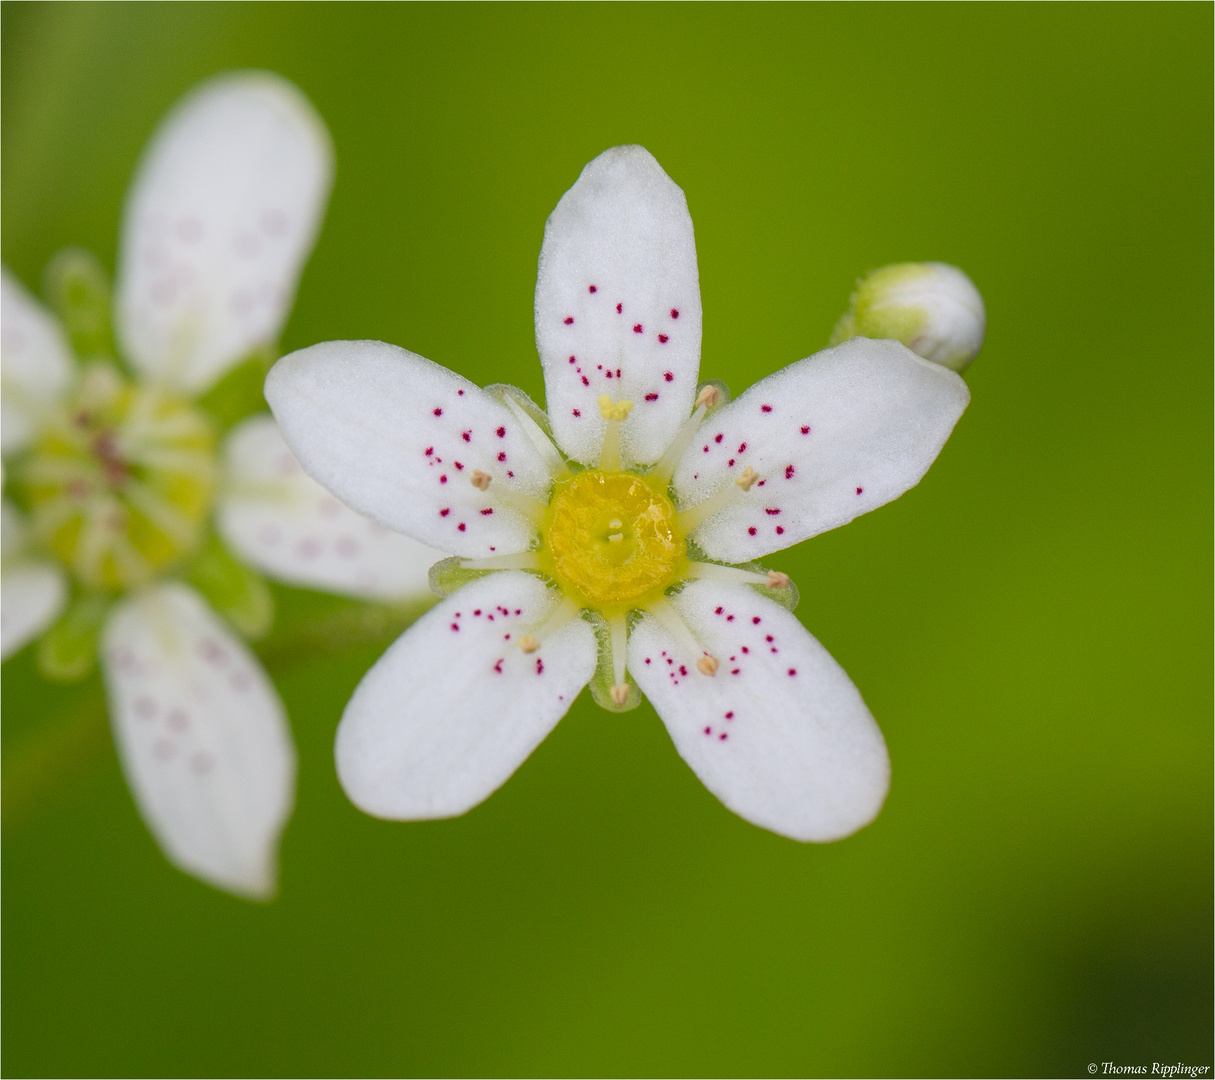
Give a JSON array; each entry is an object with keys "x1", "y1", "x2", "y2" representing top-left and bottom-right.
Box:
[
  {"x1": 101, "y1": 582, "x2": 295, "y2": 899},
  {"x1": 1, "y1": 268, "x2": 75, "y2": 453},
  {"x1": 116, "y1": 72, "x2": 333, "y2": 396},
  {"x1": 535, "y1": 145, "x2": 702, "y2": 468},
  {"x1": 673, "y1": 337, "x2": 969, "y2": 563},
  {"x1": 336, "y1": 571, "x2": 596, "y2": 820},
  {"x1": 266, "y1": 340, "x2": 553, "y2": 559},
  {"x1": 216, "y1": 414, "x2": 442, "y2": 602},
  {"x1": 629, "y1": 580, "x2": 889, "y2": 842}
]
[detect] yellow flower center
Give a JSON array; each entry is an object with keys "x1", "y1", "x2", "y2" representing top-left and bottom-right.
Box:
[
  {"x1": 19, "y1": 364, "x2": 216, "y2": 591},
  {"x1": 538, "y1": 468, "x2": 688, "y2": 617}
]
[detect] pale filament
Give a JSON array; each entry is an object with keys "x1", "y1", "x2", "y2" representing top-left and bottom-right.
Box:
[
  {"x1": 650, "y1": 384, "x2": 721, "y2": 486},
  {"x1": 596, "y1": 395, "x2": 634, "y2": 472},
  {"x1": 609, "y1": 612, "x2": 629, "y2": 704},
  {"x1": 458, "y1": 550, "x2": 541, "y2": 572},
  {"x1": 647, "y1": 596, "x2": 719, "y2": 677},
  {"x1": 686, "y1": 562, "x2": 790, "y2": 589},
  {"x1": 498, "y1": 392, "x2": 571, "y2": 483},
  {"x1": 516, "y1": 595, "x2": 582, "y2": 654}
]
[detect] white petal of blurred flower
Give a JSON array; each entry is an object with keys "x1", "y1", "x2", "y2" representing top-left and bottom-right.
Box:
[{"x1": 1, "y1": 73, "x2": 440, "y2": 897}]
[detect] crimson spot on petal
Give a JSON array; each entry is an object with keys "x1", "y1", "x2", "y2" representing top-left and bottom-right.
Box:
[
  {"x1": 563, "y1": 316, "x2": 574, "y2": 325},
  {"x1": 645, "y1": 393, "x2": 659, "y2": 401}
]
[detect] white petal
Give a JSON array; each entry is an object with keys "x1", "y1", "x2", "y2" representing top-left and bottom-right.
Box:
[
  {"x1": 674, "y1": 337, "x2": 969, "y2": 563},
  {"x1": 101, "y1": 583, "x2": 295, "y2": 898},
  {"x1": 629, "y1": 580, "x2": 889, "y2": 841},
  {"x1": 266, "y1": 340, "x2": 552, "y2": 559},
  {"x1": 116, "y1": 72, "x2": 333, "y2": 395},
  {"x1": 535, "y1": 146, "x2": 702, "y2": 466},
  {"x1": 216, "y1": 414, "x2": 442, "y2": 602},
  {"x1": 1, "y1": 268, "x2": 74, "y2": 453},
  {"x1": 1, "y1": 560, "x2": 67, "y2": 659},
  {"x1": 336, "y1": 571, "x2": 596, "y2": 819}
]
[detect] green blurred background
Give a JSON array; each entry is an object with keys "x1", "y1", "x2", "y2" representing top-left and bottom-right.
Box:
[{"x1": 2, "y1": 3, "x2": 1211, "y2": 1076}]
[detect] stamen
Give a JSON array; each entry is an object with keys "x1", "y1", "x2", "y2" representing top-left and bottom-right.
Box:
[
  {"x1": 647, "y1": 597, "x2": 718, "y2": 676},
  {"x1": 517, "y1": 595, "x2": 582, "y2": 653},
  {"x1": 676, "y1": 479, "x2": 747, "y2": 533},
  {"x1": 498, "y1": 392, "x2": 571, "y2": 482},
  {"x1": 597, "y1": 395, "x2": 634, "y2": 471},
  {"x1": 735, "y1": 467, "x2": 759, "y2": 491},
  {"x1": 686, "y1": 562, "x2": 773, "y2": 587},
  {"x1": 767, "y1": 570, "x2": 790, "y2": 588},
  {"x1": 609, "y1": 612, "x2": 628, "y2": 703},
  {"x1": 470, "y1": 470, "x2": 491, "y2": 491},
  {"x1": 458, "y1": 551, "x2": 540, "y2": 571},
  {"x1": 651, "y1": 397, "x2": 713, "y2": 486}
]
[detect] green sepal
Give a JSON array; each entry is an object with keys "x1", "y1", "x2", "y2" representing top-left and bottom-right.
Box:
[
  {"x1": 37, "y1": 592, "x2": 111, "y2": 681},
  {"x1": 583, "y1": 609, "x2": 641, "y2": 713},
  {"x1": 44, "y1": 248, "x2": 115, "y2": 364},
  {"x1": 183, "y1": 533, "x2": 275, "y2": 639},
  {"x1": 195, "y1": 345, "x2": 277, "y2": 431},
  {"x1": 427, "y1": 556, "x2": 494, "y2": 598}
]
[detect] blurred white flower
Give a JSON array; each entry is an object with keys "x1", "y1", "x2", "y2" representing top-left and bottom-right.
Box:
[
  {"x1": 1, "y1": 73, "x2": 439, "y2": 898},
  {"x1": 831, "y1": 261, "x2": 986, "y2": 372},
  {"x1": 267, "y1": 146, "x2": 971, "y2": 842}
]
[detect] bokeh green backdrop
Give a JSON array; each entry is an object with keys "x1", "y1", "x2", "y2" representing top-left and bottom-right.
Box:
[{"x1": 2, "y1": 4, "x2": 1211, "y2": 1077}]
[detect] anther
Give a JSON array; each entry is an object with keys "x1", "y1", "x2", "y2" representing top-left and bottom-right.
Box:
[
  {"x1": 735, "y1": 467, "x2": 759, "y2": 491},
  {"x1": 696, "y1": 655, "x2": 720, "y2": 676},
  {"x1": 470, "y1": 470, "x2": 491, "y2": 491},
  {"x1": 598, "y1": 395, "x2": 634, "y2": 422},
  {"x1": 767, "y1": 570, "x2": 790, "y2": 588},
  {"x1": 518, "y1": 634, "x2": 540, "y2": 653},
  {"x1": 694, "y1": 385, "x2": 720, "y2": 409},
  {"x1": 610, "y1": 684, "x2": 629, "y2": 706}
]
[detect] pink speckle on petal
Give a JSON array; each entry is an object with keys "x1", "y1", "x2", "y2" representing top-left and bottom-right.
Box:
[
  {"x1": 633, "y1": 323, "x2": 643, "y2": 334},
  {"x1": 775, "y1": 526, "x2": 784, "y2": 535},
  {"x1": 433, "y1": 408, "x2": 443, "y2": 417},
  {"x1": 645, "y1": 393, "x2": 659, "y2": 401},
  {"x1": 440, "y1": 507, "x2": 450, "y2": 517},
  {"x1": 785, "y1": 465, "x2": 795, "y2": 479},
  {"x1": 588, "y1": 284, "x2": 598, "y2": 293},
  {"x1": 856, "y1": 487, "x2": 864, "y2": 495},
  {"x1": 480, "y1": 508, "x2": 494, "y2": 515},
  {"x1": 752, "y1": 617, "x2": 761, "y2": 624},
  {"x1": 748, "y1": 527, "x2": 757, "y2": 536},
  {"x1": 496, "y1": 426, "x2": 506, "y2": 437},
  {"x1": 573, "y1": 409, "x2": 581, "y2": 417},
  {"x1": 563, "y1": 316, "x2": 574, "y2": 325},
  {"x1": 462, "y1": 431, "x2": 471, "y2": 443},
  {"x1": 664, "y1": 371, "x2": 674, "y2": 382},
  {"x1": 457, "y1": 522, "x2": 466, "y2": 531},
  {"x1": 616, "y1": 303, "x2": 623, "y2": 314},
  {"x1": 440, "y1": 475, "x2": 448, "y2": 484},
  {"x1": 498, "y1": 451, "x2": 507, "y2": 461},
  {"x1": 715, "y1": 433, "x2": 723, "y2": 443},
  {"x1": 670, "y1": 308, "x2": 679, "y2": 319},
  {"x1": 658, "y1": 334, "x2": 668, "y2": 343},
  {"x1": 788, "y1": 668, "x2": 797, "y2": 676},
  {"x1": 801, "y1": 425, "x2": 810, "y2": 435},
  {"x1": 761, "y1": 404, "x2": 772, "y2": 413}
]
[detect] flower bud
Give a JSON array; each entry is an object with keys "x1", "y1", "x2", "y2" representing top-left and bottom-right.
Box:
[{"x1": 830, "y1": 262, "x2": 985, "y2": 372}]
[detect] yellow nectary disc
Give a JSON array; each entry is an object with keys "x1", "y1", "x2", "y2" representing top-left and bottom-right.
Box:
[{"x1": 540, "y1": 469, "x2": 687, "y2": 615}]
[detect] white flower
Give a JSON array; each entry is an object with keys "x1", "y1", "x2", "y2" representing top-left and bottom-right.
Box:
[
  {"x1": 830, "y1": 261, "x2": 986, "y2": 372},
  {"x1": 1, "y1": 73, "x2": 439, "y2": 897},
  {"x1": 266, "y1": 146, "x2": 971, "y2": 842}
]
